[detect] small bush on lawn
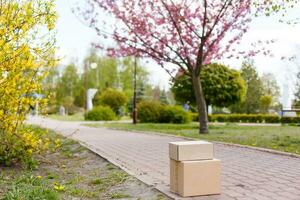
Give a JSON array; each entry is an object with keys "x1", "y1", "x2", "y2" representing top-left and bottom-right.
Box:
[
  {"x1": 65, "y1": 104, "x2": 83, "y2": 115},
  {"x1": 190, "y1": 113, "x2": 199, "y2": 122},
  {"x1": 94, "y1": 88, "x2": 128, "y2": 115},
  {"x1": 137, "y1": 101, "x2": 162, "y2": 123},
  {"x1": 159, "y1": 105, "x2": 191, "y2": 124},
  {"x1": 84, "y1": 106, "x2": 116, "y2": 121},
  {"x1": 137, "y1": 101, "x2": 190, "y2": 124}
]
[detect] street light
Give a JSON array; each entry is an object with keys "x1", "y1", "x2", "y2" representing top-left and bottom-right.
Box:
[
  {"x1": 133, "y1": 57, "x2": 137, "y2": 124},
  {"x1": 90, "y1": 62, "x2": 98, "y2": 88},
  {"x1": 90, "y1": 62, "x2": 97, "y2": 69},
  {"x1": 84, "y1": 61, "x2": 98, "y2": 111}
]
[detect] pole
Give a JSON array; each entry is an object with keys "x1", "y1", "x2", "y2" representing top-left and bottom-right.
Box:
[
  {"x1": 84, "y1": 60, "x2": 88, "y2": 111},
  {"x1": 133, "y1": 57, "x2": 138, "y2": 124}
]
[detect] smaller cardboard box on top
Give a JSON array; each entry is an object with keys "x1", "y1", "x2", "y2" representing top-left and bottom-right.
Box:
[{"x1": 169, "y1": 141, "x2": 221, "y2": 197}]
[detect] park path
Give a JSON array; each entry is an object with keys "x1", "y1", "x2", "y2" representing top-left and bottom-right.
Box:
[{"x1": 28, "y1": 116, "x2": 300, "y2": 200}]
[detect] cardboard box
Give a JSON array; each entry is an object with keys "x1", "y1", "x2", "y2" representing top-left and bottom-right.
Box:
[
  {"x1": 170, "y1": 159, "x2": 221, "y2": 197},
  {"x1": 169, "y1": 141, "x2": 214, "y2": 161}
]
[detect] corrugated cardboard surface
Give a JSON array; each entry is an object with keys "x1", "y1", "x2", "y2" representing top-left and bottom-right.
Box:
[
  {"x1": 169, "y1": 141, "x2": 214, "y2": 161},
  {"x1": 170, "y1": 159, "x2": 221, "y2": 197}
]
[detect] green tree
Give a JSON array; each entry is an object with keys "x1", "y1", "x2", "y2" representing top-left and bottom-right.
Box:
[
  {"x1": 260, "y1": 95, "x2": 273, "y2": 113},
  {"x1": 119, "y1": 57, "x2": 150, "y2": 98},
  {"x1": 43, "y1": 67, "x2": 59, "y2": 107},
  {"x1": 160, "y1": 90, "x2": 169, "y2": 105},
  {"x1": 56, "y1": 64, "x2": 80, "y2": 105},
  {"x1": 231, "y1": 61, "x2": 263, "y2": 114},
  {"x1": 86, "y1": 55, "x2": 118, "y2": 91},
  {"x1": 293, "y1": 72, "x2": 300, "y2": 107},
  {"x1": 261, "y1": 73, "x2": 280, "y2": 106},
  {"x1": 171, "y1": 63, "x2": 246, "y2": 109}
]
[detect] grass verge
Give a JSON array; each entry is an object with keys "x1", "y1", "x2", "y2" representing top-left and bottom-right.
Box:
[
  {"x1": 0, "y1": 126, "x2": 168, "y2": 200},
  {"x1": 47, "y1": 112, "x2": 84, "y2": 121},
  {"x1": 88, "y1": 123, "x2": 300, "y2": 155}
]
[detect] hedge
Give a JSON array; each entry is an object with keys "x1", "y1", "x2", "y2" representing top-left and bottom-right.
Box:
[
  {"x1": 281, "y1": 117, "x2": 300, "y2": 124},
  {"x1": 191, "y1": 113, "x2": 300, "y2": 124},
  {"x1": 137, "y1": 101, "x2": 191, "y2": 124}
]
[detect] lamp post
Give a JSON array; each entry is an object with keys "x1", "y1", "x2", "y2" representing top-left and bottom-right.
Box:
[
  {"x1": 90, "y1": 62, "x2": 98, "y2": 88},
  {"x1": 84, "y1": 61, "x2": 88, "y2": 111},
  {"x1": 84, "y1": 61, "x2": 98, "y2": 111},
  {"x1": 133, "y1": 57, "x2": 137, "y2": 124}
]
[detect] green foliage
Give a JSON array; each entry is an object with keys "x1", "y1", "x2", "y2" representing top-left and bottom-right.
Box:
[
  {"x1": 171, "y1": 63, "x2": 246, "y2": 108},
  {"x1": 65, "y1": 105, "x2": 83, "y2": 116},
  {"x1": 119, "y1": 58, "x2": 150, "y2": 98},
  {"x1": 281, "y1": 117, "x2": 300, "y2": 124},
  {"x1": 231, "y1": 61, "x2": 263, "y2": 114},
  {"x1": 0, "y1": 126, "x2": 57, "y2": 168},
  {"x1": 160, "y1": 90, "x2": 169, "y2": 105},
  {"x1": 3, "y1": 175, "x2": 59, "y2": 200},
  {"x1": 137, "y1": 101, "x2": 190, "y2": 124},
  {"x1": 260, "y1": 95, "x2": 273, "y2": 114},
  {"x1": 261, "y1": 73, "x2": 280, "y2": 106},
  {"x1": 56, "y1": 64, "x2": 80, "y2": 105},
  {"x1": 0, "y1": 0, "x2": 57, "y2": 168},
  {"x1": 46, "y1": 105, "x2": 59, "y2": 115},
  {"x1": 208, "y1": 114, "x2": 280, "y2": 123},
  {"x1": 159, "y1": 106, "x2": 191, "y2": 124},
  {"x1": 293, "y1": 72, "x2": 300, "y2": 107},
  {"x1": 94, "y1": 88, "x2": 128, "y2": 115},
  {"x1": 137, "y1": 101, "x2": 162, "y2": 123},
  {"x1": 191, "y1": 114, "x2": 300, "y2": 124},
  {"x1": 84, "y1": 106, "x2": 116, "y2": 121}
]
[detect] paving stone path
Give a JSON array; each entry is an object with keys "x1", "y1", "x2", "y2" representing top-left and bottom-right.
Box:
[{"x1": 28, "y1": 117, "x2": 300, "y2": 200}]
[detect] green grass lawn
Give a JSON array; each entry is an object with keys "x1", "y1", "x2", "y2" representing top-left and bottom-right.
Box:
[
  {"x1": 48, "y1": 112, "x2": 85, "y2": 121},
  {"x1": 90, "y1": 123, "x2": 300, "y2": 155},
  {"x1": 47, "y1": 113, "x2": 131, "y2": 122}
]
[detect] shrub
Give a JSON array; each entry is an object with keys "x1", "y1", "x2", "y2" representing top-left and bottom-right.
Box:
[
  {"x1": 159, "y1": 106, "x2": 191, "y2": 124},
  {"x1": 137, "y1": 102, "x2": 190, "y2": 124},
  {"x1": 84, "y1": 106, "x2": 116, "y2": 121},
  {"x1": 94, "y1": 88, "x2": 128, "y2": 115},
  {"x1": 208, "y1": 114, "x2": 280, "y2": 123},
  {"x1": 0, "y1": 127, "x2": 57, "y2": 168},
  {"x1": 46, "y1": 105, "x2": 59, "y2": 115},
  {"x1": 281, "y1": 117, "x2": 300, "y2": 124},
  {"x1": 264, "y1": 115, "x2": 281, "y2": 123},
  {"x1": 0, "y1": 1, "x2": 56, "y2": 168},
  {"x1": 137, "y1": 101, "x2": 162, "y2": 123},
  {"x1": 65, "y1": 104, "x2": 83, "y2": 115}
]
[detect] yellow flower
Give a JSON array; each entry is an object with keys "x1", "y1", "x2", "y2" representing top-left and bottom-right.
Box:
[{"x1": 54, "y1": 184, "x2": 65, "y2": 191}]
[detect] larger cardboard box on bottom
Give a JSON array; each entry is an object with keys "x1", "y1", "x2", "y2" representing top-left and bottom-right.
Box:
[{"x1": 170, "y1": 159, "x2": 221, "y2": 197}]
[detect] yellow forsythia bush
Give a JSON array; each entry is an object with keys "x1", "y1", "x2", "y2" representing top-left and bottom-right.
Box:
[{"x1": 0, "y1": 0, "x2": 57, "y2": 167}]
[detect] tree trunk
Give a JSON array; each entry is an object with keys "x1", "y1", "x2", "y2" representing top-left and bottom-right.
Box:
[{"x1": 191, "y1": 72, "x2": 209, "y2": 134}]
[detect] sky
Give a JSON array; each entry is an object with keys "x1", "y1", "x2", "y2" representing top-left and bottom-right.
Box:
[{"x1": 55, "y1": 0, "x2": 300, "y2": 105}]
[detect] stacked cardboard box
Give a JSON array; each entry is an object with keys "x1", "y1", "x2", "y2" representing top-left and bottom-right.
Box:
[{"x1": 169, "y1": 141, "x2": 221, "y2": 197}]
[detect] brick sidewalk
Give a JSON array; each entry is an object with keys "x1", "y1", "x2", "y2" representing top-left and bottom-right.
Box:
[{"x1": 28, "y1": 117, "x2": 300, "y2": 200}]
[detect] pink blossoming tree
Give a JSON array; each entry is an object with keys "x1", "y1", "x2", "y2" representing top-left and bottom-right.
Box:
[{"x1": 80, "y1": 0, "x2": 286, "y2": 133}]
